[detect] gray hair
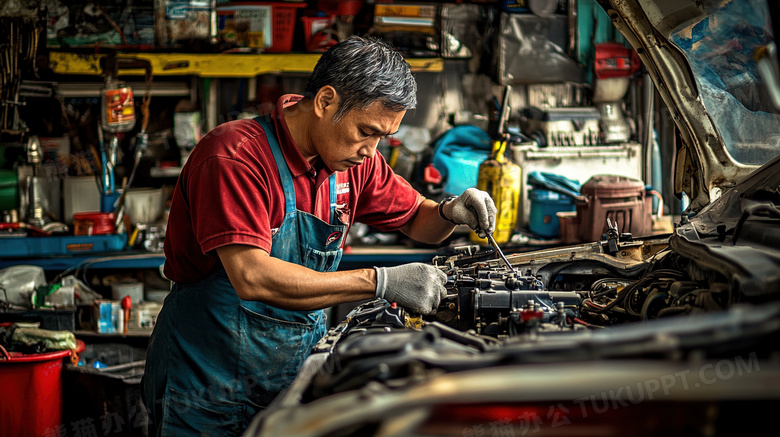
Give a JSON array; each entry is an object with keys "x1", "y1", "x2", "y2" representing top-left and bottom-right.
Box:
[{"x1": 304, "y1": 35, "x2": 417, "y2": 122}]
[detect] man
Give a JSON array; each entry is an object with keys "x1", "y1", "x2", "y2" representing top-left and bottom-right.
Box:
[{"x1": 142, "y1": 35, "x2": 496, "y2": 436}]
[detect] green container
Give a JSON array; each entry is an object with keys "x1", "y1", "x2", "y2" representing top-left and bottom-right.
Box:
[{"x1": 0, "y1": 170, "x2": 18, "y2": 211}]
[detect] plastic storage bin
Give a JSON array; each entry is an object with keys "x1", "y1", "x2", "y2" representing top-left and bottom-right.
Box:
[
  {"x1": 0, "y1": 339, "x2": 85, "y2": 437},
  {"x1": 217, "y1": 2, "x2": 306, "y2": 52},
  {"x1": 63, "y1": 343, "x2": 148, "y2": 437},
  {"x1": 577, "y1": 175, "x2": 652, "y2": 242},
  {"x1": 301, "y1": 15, "x2": 332, "y2": 50},
  {"x1": 528, "y1": 189, "x2": 576, "y2": 238},
  {"x1": 0, "y1": 309, "x2": 76, "y2": 331}
]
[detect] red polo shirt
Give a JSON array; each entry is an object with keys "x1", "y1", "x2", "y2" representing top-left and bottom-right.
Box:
[{"x1": 163, "y1": 95, "x2": 424, "y2": 283}]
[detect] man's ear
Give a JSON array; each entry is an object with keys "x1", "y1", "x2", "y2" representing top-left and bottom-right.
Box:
[{"x1": 313, "y1": 85, "x2": 339, "y2": 120}]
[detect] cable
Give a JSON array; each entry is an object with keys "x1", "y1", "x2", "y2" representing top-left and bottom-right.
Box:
[
  {"x1": 97, "y1": 5, "x2": 129, "y2": 46},
  {"x1": 580, "y1": 268, "x2": 686, "y2": 316},
  {"x1": 49, "y1": 253, "x2": 165, "y2": 285},
  {"x1": 647, "y1": 189, "x2": 664, "y2": 220},
  {"x1": 543, "y1": 261, "x2": 643, "y2": 290}
]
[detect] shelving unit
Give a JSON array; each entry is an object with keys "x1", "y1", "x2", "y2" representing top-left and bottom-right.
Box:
[
  {"x1": 49, "y1": 52, "x2": 444, "y2": 77},
  {"x1": 0, "y1": 246, "x2": 439, "y2": 272},
  {"x1": 49, "y1": 50, "x2": 444, "y2": 132},
  {"x1": 0, "y1": 252, "x2": 165, "y2": 271}
]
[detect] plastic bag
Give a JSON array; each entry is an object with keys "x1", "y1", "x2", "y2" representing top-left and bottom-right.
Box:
[
  {"x1": 0, "y1": 265, "x2": 46, "y2": 308},
  {"x1": 431, "y1": 125, "x2": 492, "y2": 196}
]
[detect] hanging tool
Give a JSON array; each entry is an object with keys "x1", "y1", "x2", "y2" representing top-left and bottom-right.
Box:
[
  {"x1": 111, "y1": 58, "x2": 153, "y2": 229},
  {"x1": 113, "y1": 130, "x2": 149, "y2": 230},
  {"x1": 90, "y1": 129, "x2": 105, "y2": 194},
  {"x1": 1, "y1": 16, "x2": 41, "y2": 137},
  {"x1": 97, "y1": 54, "x2": 153, "y2": 218},
  {"x1": 472, "y1": 85, "x2": 522, "y2": 245},
  {"x1": 0, "y1": 222, "x2": 51, "y2": 237}
]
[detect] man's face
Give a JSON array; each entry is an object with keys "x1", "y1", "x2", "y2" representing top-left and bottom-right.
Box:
[{"x1": 312, "y1": 100, "x2": 406, "y2": 172}]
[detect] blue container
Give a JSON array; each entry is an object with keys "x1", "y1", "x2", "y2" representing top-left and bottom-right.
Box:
[
  {"x1": 0, "y1": 234, "x2": 127, "y2": 257},
  {"x1": 101, "y1": 193, "x2": 121, "y2": 213},
  {"x1": 528, "y1": 189, "x2": 576, "y2": 237}
]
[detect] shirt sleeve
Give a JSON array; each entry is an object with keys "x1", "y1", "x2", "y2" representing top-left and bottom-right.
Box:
[
  {"x1": 353, "y1": 153, "x2": 424, "y2": 231},
  {"x1": 186, "y1": 156, "x2": 274, "y2": 255}
]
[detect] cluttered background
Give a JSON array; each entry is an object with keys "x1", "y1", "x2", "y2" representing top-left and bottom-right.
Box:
[{"x1": 0, "y1": 1, "x2": 685, "y2": 434}]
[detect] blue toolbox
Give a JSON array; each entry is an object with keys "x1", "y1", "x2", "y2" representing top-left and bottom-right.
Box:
[{"x1": 0, "y1": 234, "x2": 127, "y2": 258}]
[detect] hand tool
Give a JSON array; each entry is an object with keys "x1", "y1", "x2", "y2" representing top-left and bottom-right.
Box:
[
  {"x1": 0, "y1": 222, "x2": 51, "y2": 237},
  {"x1": 485, "y1": 232, "x2": 516, "y2": 275},
  {"x1": 468, "y1": 204, "x2": 517, "y2": 275}
]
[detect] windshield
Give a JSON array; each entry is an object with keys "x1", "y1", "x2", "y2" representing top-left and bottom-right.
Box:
[{"x1": 671, "y1": 0, "x2": 780, "y2": 166}]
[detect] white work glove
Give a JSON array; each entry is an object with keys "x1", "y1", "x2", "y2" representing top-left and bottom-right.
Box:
[
  {"x1": 439, "y1": 188, "x2": 497, "y2": 238},
  {"x1": 374, "y1": 263, "x2": 448, "y2": 315}
]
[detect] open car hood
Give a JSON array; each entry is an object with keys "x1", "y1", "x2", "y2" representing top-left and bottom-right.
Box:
[{"x1": 598, "y1": 0, "x2": 778, "y2": 213}]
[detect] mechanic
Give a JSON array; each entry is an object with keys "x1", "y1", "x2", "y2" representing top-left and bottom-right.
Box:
[{"x1": 142, "y1": 35, "x2": 497, "y2": 436}]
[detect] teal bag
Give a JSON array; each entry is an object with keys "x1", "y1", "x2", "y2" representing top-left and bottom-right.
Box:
[{"x1": 431, "y1": 125, "x2": 492, "y2": 196}]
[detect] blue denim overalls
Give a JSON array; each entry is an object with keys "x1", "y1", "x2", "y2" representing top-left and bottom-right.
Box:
[{"x1": 142, "y1": 117, "x2": 347, "y2": 436}]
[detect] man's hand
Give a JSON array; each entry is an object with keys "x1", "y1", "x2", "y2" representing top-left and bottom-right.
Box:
[
  {"x1": 440, "y1": 188, "x2": 497, "y2": 238},
  {"x1": 374, "y1": 263, "x2": 447, "y2": 314}
]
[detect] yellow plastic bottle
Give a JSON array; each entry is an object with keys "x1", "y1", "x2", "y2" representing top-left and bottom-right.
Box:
[{"x1": 471, "y1": 138, "x2": 521, "y2": 245}]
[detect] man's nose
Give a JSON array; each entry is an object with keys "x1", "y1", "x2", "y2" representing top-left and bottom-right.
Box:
[{"x1": 359, "y1": 139, "x2": 379, "y2": 159}]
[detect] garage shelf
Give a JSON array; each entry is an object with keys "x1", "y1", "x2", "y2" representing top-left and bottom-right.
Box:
[
  {"x1": 49, "y1": 52, "x2": 444, "y2": 77},
  {"x1": 0, "y1": 246, "x2": 439, "y2": 271}
]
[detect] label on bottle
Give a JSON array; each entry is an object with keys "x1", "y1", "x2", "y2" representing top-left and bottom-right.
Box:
[{"x1": 104, "y1": 87, "x2": 135, "y2": 127}]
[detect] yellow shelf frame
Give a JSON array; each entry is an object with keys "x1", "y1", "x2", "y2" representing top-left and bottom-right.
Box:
[{"x1": 49, "y1": 52, "x2": 444, "y2": 77}]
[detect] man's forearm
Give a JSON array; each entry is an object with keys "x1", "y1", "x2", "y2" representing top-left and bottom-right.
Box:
[
  {"x1": 217, "y1": 245, "x2": 376, "y2": 311},
  {"x1": 400, "y1": 199, "x2": 457, "y2": 244}
]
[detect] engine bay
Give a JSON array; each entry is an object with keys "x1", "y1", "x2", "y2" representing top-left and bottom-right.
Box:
[
  {"x1": 296, "y1": 161, "x2": 780, "y2": 406},
  {"x1": 300, "y1": 222, "x2": 780, "y2": 403},
  {"x1": 428, "y1": 231, "x2": 732, "y2": 338}
]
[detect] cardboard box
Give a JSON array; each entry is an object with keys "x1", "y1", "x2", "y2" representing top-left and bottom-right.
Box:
[{"x1": 93, "y1": 300, "x2": 124, "y2": 334}]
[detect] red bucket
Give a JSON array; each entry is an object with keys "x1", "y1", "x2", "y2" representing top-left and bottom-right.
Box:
[{"x1": 0, "y1": 337, "x2": 85, "y2": 437}]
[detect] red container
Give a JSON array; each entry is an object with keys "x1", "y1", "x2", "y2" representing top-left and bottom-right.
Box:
[
  {"x1": 301, "y1": 15, "x2": 332, "y2": 50},
  {"x1": 73, "y1": 212, "x2": 116, "y2": 236},
  {"x1": 577, "y1": 175, "x2": 652, "y2": 242},
  {"x1": 218, "y1": 2, "x2": 306, "y2": 53},
  {"x1": 0, "y1": 339, "x2": 85, "y2": 437},
  {"x1": 594, "y1": 42, "x2": 641, "y2": 79}
]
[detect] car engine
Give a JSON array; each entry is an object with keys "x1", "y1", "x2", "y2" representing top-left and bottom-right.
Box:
[{"x1": 433, "y1": 259, "x2": 581, "y2": 337}]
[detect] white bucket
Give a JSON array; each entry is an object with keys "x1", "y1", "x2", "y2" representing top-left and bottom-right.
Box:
[{"x1": 124, "y1": 188, "x2": 165, "y2": 225}]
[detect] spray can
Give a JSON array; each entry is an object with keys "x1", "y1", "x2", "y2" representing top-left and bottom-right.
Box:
[
  {"x1": 471, "y1": 139, "x2": 521, "y2": 244},
  {"x1": 101, "y1": 76, "x2": 136, "y2": 133}
]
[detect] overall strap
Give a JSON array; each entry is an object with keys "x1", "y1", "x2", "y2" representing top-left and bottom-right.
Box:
[
  {"x1": 254, "y1": 116, "x2": 296, "y2": 215},
  {"x1": 328, "y1": 173, "x2": 338, "y2": 225}
]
